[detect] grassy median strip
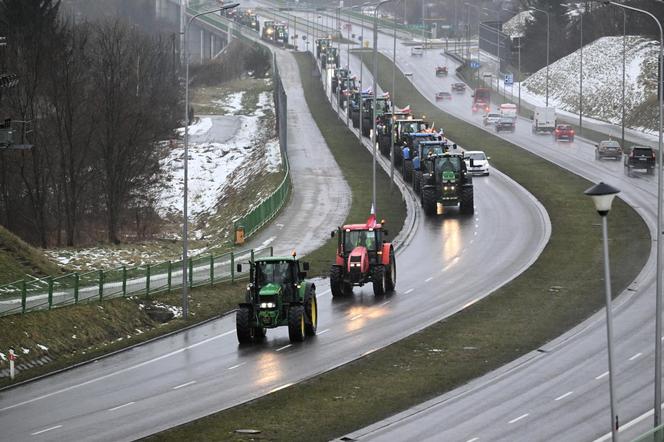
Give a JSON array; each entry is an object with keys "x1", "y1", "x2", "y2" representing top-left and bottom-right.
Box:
[{"x1": 150, "y1": 52, "x2": 650, "y2": 441}]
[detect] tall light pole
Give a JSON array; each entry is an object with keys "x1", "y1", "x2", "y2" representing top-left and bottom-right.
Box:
[
  {"x1": 182, "y1": 3, "x2": 239, "y2": 320},
  {"x1": 530, "y1": 6, "x2": 550, "y2": 107},
  {"x1": 585, "y1": 181, "x2": 621, "y2": 442},
  {"x1": 605, "y1": 0, "x2": 663, "y2": 430},
  {"x1": 579, "y1": 10, "x2": 583, "y2": 135},
  {"x1": 391, "y1": 0, "x2": 400, "y2": 191},
  {"x1": 502, "y1": 4, "x2": 521, "y2": 111},
  {"x1": 482, "y1": 6, "x2": 501, "y2": 90},
  {"x1": 621, "y1": 8, "x2": 626, "y2": 149},
  {"x1": 372, "y1": 0, "x2": 396, "y2": 214},
  {"x1": 464, "y1": 2, "x2": 480, "y2": 86}
]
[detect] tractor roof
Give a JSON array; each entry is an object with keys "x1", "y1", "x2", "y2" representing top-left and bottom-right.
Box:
[
  {"x1": 341, "y1": 214, "x2": 383, "y2": 231},
  {"x1": 255, "y1": 255, "x2": 299, "y2": 263}
]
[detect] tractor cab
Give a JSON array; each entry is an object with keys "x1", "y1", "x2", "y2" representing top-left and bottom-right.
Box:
[
  {"x1": 395, "y1": 119, "x2": 429, "y2": 144},
  {"x1": 430, "y1": 154, "x2": 468, "y2": 183},
  {"x1": 262, "y1": 20, "x2": 276, "y2": 40},
  {"x1": 241, "y1": 257, "x2": 309, "y2": 304},
  {"x1": 413, "y1": 140, "x2": 449, "y2": 171},
  {"x1": 316, "y1": 38, "x2": 331, "y2": 58}
]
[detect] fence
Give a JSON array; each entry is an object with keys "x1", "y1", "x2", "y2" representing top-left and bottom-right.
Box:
[{"x1": 0, "y1": 246, "x2": 273, "y2": 316}]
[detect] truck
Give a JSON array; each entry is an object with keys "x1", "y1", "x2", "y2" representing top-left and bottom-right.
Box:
[
  {"x1": 532, "y1": 106, "x2": 556, "y2": 134},
  {"x1": 499, "y1": 103, "x2": 517, "y2": 121},
  {"x1": 472, "y1": 88, "x2": 490, "y2": 113}
]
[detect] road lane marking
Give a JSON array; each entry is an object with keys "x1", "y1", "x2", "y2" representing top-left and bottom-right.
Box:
[
  {"x1": 108, "y1": 401, "x2": 135, "y2": 411},
  {"x1": 405, "y1": 288, "x2": 414, "y2": 294},
  {"x1": 228, "y1": 362, "x2": 246, "y2": 370},
  {"x1": 555, "y1": 391, "x2": 573, "y2": 401},
  {"x1": 350, "y1": 314, "x2": 363, "y2": 320},
  {"x1": 0, "y1": 329, "x2": 236, "y2": 412},
  {"x1": 466, "y1": 438, "x2": 479, "y2": 442},
  {"x1": 31, "y1": 425, "x2": 62, "y2": 436},
  {"x1": 380, "y1": 300, "x2": 391, "y2": 306},
  {"x1": 276, "y1": 344, "x2": 292, "y2": 352},
  {"x1": 595, "y1": 371, "x2": 609, "y2": 380},
  {"x1": 462, "y1": 298, "x2": 479, "y2": 309},
  {"x1": 508, "y1": 413, "x2": 529, "y2": 424},
  {"x1": 173, "y1": 380, "x2": 196, "y2": 390},
  {"x1": 318, "y1": 328, "x2": 331, "y2": 335},
  {"x1": 629, "y1": 352, "x2": 642, "y2": 361},
  {"x1": 425, "y1": 277, "x2": 433, "y2": 282},
  {"x1": 362, "y1": 348, "x2": 378, "y2": 357},
  {"x1": 268, "y1": 383, "x2": 293, "y2": 394}
]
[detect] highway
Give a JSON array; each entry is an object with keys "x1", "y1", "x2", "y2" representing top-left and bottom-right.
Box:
[{"x1": 0, "y1": 11, "x2": 550, "y2": 442}]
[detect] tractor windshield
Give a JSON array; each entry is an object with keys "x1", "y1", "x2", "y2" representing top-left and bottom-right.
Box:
[
  {"x1": 434, "y1": 156, "x2": 462, "y2": 176},
  {"x1": 421, "y1": 143, "x2": 445, "y2": 157},
  {"x1": 255, "y1": 261, "x2": 294, "y2": 287},
  {"x1": 343, "y1": 229, "x2": 377, "y2": 253}
]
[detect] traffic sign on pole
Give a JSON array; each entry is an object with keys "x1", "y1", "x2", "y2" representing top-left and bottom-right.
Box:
[{"x1": 504, "y1": 73, "x2": 514, "y2": 86}]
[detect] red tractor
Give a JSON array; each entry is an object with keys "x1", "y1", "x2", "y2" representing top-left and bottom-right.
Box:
[{"x1": 329, "y1": 214, "x2": 396, "y2": 297}]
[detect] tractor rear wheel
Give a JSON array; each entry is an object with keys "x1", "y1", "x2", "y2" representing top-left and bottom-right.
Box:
[
  {"x1": 304, "y1": 291, "x2": 318, "y2": 336},
  {"x1": 413, "y1": 172, "x2": 421, "y2": 194},
  {"x1": 288, "y1": 305, "x2": 306, "y2": 343},
  {"x1": 385, "y1": 249, "x2": 396, "y2": 292},
  {"x1": 422, "y1": 187, "x2": 437, "y2": 216},
  {"x1": 236, "y1": 307, "x2": 256, "y2": 344},
  {"x1": 372, "y1": 266, "x2": 385, "y2": 296},
  {"x1": 403, "y1": 160, "x2": 413, "y2": 182},
  {"x1": 460, "y1": 187, "x2": 474, "y2": 215},
  {"x1": 330, "y1": 266, "x2": 345, "y2": 298}
]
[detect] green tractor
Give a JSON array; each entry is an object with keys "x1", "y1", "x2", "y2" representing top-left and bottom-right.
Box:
[
  {"x1": 420, "y1": 153, "x2": 474, "y2": 216},
  {"x1": 236, "y1": 255, "x2": 317, "y2": 344}
]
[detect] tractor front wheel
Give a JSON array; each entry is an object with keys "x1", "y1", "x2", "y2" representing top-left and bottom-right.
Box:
[
  {"x1": 330, "y1": 266, "x2": 345, "y2": 298},
  {"x1": 422, "y1": 187, "x2": 437, "y2": 216},
  {"x1": 460, "y1": 187, "x2": 474, "y2": 215},
  {"x1": 385, "y1": 249, "x2": 396, "y2": 292},
  {"x1": 304, "y1": 291, "x2": 318, "y2": 336},
  {"x1": 288, "y1": 305, "x2": 306, "y2": 343},
  {"x1": 236, "y1": 307, "x2": 259, "y2": 344},
  {"x1": 372, "y1": 266, "x2": 385, "y2": 296}
]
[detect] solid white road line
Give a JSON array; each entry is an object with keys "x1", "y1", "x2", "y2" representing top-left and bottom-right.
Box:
[
  {"x1": 508, "y1": 413, "x2": 529, "y2": 424},
  {"x1": 276, "y1": 344, "x2": 292, "y2": 352},
  {"x1": 108, "y1": 401, "x2": 135, "y2": 411},
  {"x1": 629, "y1": 352, "x2": 642, "y2": 361},
  {"x1": 466, "y1": 438, "x2": 479, "y2": 442},
  {"x1": 31, "y1": 425, "x2": 62, "y2": 436},
  {"x1": 317, "y1": 328, "x2": 331, "y2": 335},
  {"x1": 268, "y1": 383, "x2": 293, "y2": 394},
  {"x1": 425, "y1": 277, "x2": 433, "y2": 282},
  {"x1": 555, "y1": 391, "x2": 573, "y2": 401},
  {"x1": 173, "y1": 380, "x2": 196, "y2": 390},
  {"x1": 350, "y1": 314, "x2": 363, "y2": 321},
  {"x1": 380, "y1": 300, "x2": 391, "y2": 306},
  {"x1": 592, "y1": 403, "x2": 664, "y2": 442},
  {"x1": 227, "y1": 362, "x2": 246, "y2": 370},
  {"x1": 0, "y1": 330, "x2": 235, "y2": 412},
  {"x1": 595, "y1": 371, "x2": 609, "y2": 380},
  {"x1": 463, "y1": 298, "x2": 480, "y2": 309},
  {"x1": 405, "y1": 288, "x2": 414, "y2": 294},
  {"x1": 362, "y1": 348, "x2": 378, "y2": 357}
]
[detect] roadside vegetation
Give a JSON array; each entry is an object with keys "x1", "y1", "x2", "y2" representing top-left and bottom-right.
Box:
[{"x1": 150, "y1": 51, "x2": 650, "y2": 441}]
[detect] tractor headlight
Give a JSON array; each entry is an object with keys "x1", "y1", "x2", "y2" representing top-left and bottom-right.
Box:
[{"x1": 260, "y1": 302, "x2": 276, "y2": 309}]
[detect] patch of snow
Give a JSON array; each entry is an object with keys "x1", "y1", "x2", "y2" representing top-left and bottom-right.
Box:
[
  {"x1": 177, "y1": 117, "x2": 213, "y2": 137},
  {"x1": 37, "y1": 344, "x2": 48, "y2": 351},
  {"x1": 265, "y1": 139, "x2": 282, "y2": 173},
  {"x1": 152, "y1": 302, "x2": 183, "y2": 319},
  {"x1": 502, "y1": 11, "x2": 532, "y2": 39},
  {"x1": 0, "y1": 352, "x2": 5, "y2": 361},
  {"x1": 72, "y1": 334, "x2": 77, "y2": 339},
  {"x1": 21, "y1": 347, "x2": 29, "y2": 354}
]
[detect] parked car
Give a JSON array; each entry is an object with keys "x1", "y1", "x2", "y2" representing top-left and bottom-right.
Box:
[
  {"x1": 495, "y1": 118, "x2": 515, "y2": 133},
  {"x1": 553, "y1": 124, "x2": 575, "y2": 142},
  {"x1": 435, "y1": 91, "x2": 452, "y2": 101},
  {"x1": 464, "y1": 151, "x2": 490, "y2": 176},
  {"x1": 483, "y1": 112, "x2": 501, "y2": 126},
  {"x1": 624, "y1": 145, "x2": 656, "y2": 176},
  {"x1": 595, "y1": 140, "x2": 622, "y2": 160}
]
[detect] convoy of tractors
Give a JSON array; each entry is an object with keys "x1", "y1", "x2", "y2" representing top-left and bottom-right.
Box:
[{"x1": 233, "y1": 23, "x2": 480, "y2": 344}]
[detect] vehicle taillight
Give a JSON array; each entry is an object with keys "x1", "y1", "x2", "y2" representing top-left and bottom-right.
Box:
[{"x1": 570, "y1": 130, "x2": 575, "y2": 135}]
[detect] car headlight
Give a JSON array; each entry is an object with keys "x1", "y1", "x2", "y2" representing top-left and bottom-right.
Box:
[{"x1": 260, "y1": 302, "x2": 276, "y2": 309}]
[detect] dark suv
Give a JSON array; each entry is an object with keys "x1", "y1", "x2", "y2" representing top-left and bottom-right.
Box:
[
  {"x1": 495, "y1": 118, "x2": 515, "y2": 133},
  {"x1": 624, "y1": 145, "x2": 656, "y2": 176}
]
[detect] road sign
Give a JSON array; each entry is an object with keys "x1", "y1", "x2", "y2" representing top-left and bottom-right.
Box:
[
  {"x1": 504, "y1": 73, "x2": 514, "y2": 86},
  {"x1": 470, "y1": 60, "x2": 480, "y2": 69}
]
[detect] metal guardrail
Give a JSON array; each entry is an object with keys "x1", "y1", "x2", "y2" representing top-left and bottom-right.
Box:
[
  {"x1": 632, "y1": 424, "x2": 664, "y2": 442},
  {"x1": 0, "y1": 246, "x2": 273, "y2": 316}
]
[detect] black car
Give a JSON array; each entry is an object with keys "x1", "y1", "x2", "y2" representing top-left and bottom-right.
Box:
[
  {"x1": 624, "y1": 145, "x2": 656, "y2": 176},
  {"x1": 495, "y1": 118, "x2": 515, "y2": 133}
]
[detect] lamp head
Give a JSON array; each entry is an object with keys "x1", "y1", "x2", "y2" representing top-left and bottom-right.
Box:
[{"x1": 584, "y1": 182, "x2": 620, "y2": 216}]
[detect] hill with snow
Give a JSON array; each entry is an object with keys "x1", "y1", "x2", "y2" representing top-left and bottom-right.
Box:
[{"x1": 521, "y1": 35, "x2": 659, "y2": 133}]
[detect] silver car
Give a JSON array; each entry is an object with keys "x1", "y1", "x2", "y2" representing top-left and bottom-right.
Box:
[
  {"x1": 464, "y1": 151, "x2": 490, "y2": 176},
  {"x1": 483, "y1": 112, "x2": 501, "y2": 126}
]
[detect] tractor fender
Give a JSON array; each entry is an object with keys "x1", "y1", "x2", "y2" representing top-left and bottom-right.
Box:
[
  {"x1": 380, "y1": 243, "x2": 393, "y2": 266},
  {"x1": 335, "y1": 254, "x2": 345, "y2": 266},
  {"x1": 300, "y1": 282, "x2": 316, "y2": 301}
]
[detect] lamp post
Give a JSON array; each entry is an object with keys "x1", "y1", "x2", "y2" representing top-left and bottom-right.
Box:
[
  {"x1": 608, "y1": 1, "x2": 663, "y2": 429},
  {"x1": 182, "y1": 3, "x2": 240, "y2": 320},
  {"x1": 502, "y1": 4, "x2": 521, "y2": 111},
  {"x1": 579, "y1": 10, "x2": 583, "y2": 135},
  {"x1": 391, "y1": 0, "x2": 400, "y2": 191},
  {"x1": 530, "y1": 6, "x2": 550, "y2": 107},
  {"x1": 482, "y1": 6, "x2": 501, "y2": 91},
  {"x1": 464, "y1": 2, "x2": 480, "y2": 86},
  {"x1": 621, "y1": 8, "x2": 626, "y2": 150},
  {"x1": 372, "y1": 0, "x2": 396, "y2": 214},
  {"x1": 584, "y1": 181, "x2": 621, "y2": 442}
]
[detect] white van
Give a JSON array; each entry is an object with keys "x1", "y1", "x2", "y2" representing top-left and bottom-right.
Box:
[
  {"x1": 411, "y1": 46, "x2": 423, "y2": 56},
  {"x1": 499, "y1": 103, "x2": 517, "y2": 120}
]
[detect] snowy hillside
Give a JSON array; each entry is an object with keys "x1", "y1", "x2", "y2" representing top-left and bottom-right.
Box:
[
  {"x1": 502, "y1": 11, "x2": 532, "y2": 38},
  {"x1": 521, "y1": 35, "x2": 659, "y2": 133}
]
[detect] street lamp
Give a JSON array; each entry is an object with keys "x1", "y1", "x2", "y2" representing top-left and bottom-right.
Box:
[
  {"x1": 502, "y1": 4, "x2": 521, "y2": 111},
  {"x1": 482, "y1": 6, "x2": 501, "y2": 91},
  {"x1": 464, "y1": 2, "x2": 480, "y2": 86},
  {"x1": 584, "y1": 181, "x2": 621, "y2": 442},
  {"x1": 579, "y1": 10, "x2": 583, "y2": 135},
  {"x1": 608, "y1": 0, "x2": 664, "y2": 429},
  {"x1": 391, "y1": 0, "x2": 402, "y2": 191},
  {"x1": 182, "y1": 2, "x2": 240, "y2": 320},
  {"x1": 372, "y1": 0, "x2": 397, "y2": 214},
  {"x1": 530, "y1": 6, "x2": 550, "y2": 107}
]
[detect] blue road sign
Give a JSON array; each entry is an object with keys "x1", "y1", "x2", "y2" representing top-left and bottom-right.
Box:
[
  {"x1": 470, "y1": 60, "x2": 480, "y2": 69},
  {"x1": 504, "y1": 73, "x2": 514, "y2": 86}
]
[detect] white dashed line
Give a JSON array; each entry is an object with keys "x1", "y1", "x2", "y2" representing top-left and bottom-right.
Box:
[
  {"x1": 629, "y1": 352, "x2": 642, "y2": 361},
  {"x1": 555, "y1": 391, "x2": 573, "y2": 401},
  {"x1": 508, "y1": 413, "x2": 529, "y2": 424},
  {"x1": 425, "y1": 277, "x2": 433, "y2": 282},
  {"x1": 466, "y1": 438, "x2": 479, "y2": 442},
  {"x1": 173, "y1": 380, "x2": 196, "y2": 390},
  {"x1": 31, "y1": 425, "x2": 62, "y2": 436},
  {"x1": 596, "y1": 371, "x2": 609, "y2": 380},
  {"x1": 228, "y1": 362, "x2": 246, "y2": 370},
  {"x1": 276, "y1": 344, "x2": 292, "y2": 352},
  {"x1": 317, "y1": 328, "x2": 331, "y2": 335},
  {"x1": 380, "y1": 300, "x2": 391, "y2": 306},
  {"x1": 351, "y1": 314, "x2": 363, "y2": 320},
  {"x1": 108, "y1": 401, "x2": 135, "y2": 411},
  {"x1": 405, "y1": 288, "x2": 414, "y2": 294},
  {"x1": 268, "y1": 383, "x2": 293, "y2": 394}
]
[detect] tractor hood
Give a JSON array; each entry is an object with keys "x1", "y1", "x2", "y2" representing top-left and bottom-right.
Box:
[
  {"x1": 259, "y1": 283, "x2": 282, "y2": 297},
  {"x1": 348, "y1": 246, "x2": 370, "y2": 274}
]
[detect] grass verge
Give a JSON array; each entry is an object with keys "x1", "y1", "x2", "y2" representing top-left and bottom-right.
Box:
[
  {"x1": 148, "y1": 52, "x2": 650, "y2": 441},
  {"x1": 0, "y1": 225, "x2": 61, "y2": 284},
  {"x1": 0, "y1": 52, "x2": 407, "y2": 386}
]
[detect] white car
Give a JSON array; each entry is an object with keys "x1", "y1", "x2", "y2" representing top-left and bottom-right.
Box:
[
  {"x1": 483, "y1": 112, "x2": 501, "y2": 126},
  {"x1": 464, "y1": 150, "x2": 490, "y2": 176},
  {"x1": 411, "y1": 46, "x2": 423, "y2": 56}
]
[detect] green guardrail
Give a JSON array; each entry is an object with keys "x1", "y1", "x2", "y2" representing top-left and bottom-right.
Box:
[
  {"x1": 0, "y1": 246, "x2": 273, "y2": 317},
  {"x1": 632, "y1": 424, "x2": 664, "y2": 442}
]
